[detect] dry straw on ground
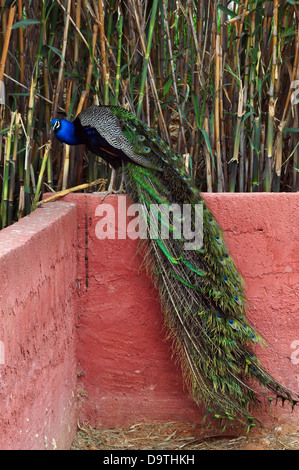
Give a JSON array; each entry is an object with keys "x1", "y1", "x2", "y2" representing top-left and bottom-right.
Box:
[{"x1": 71, "y1": 421, "x2": 299, "y2": 451}]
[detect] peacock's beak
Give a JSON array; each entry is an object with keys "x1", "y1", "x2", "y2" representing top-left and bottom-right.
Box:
[{"x1": 50, "y1": 119, "x2": 56, "y2": 132}]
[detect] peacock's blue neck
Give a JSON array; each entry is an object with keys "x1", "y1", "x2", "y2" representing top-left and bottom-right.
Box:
[{"x1": 53, "y1": 119, "x2": 82, "y2": 145}]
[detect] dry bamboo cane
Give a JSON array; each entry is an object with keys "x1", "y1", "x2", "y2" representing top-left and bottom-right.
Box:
[
  {"x1": 8, "y1": 112, "x2": 20, "y2": 226},
  {"x1": 230, "y1": 76, "x2": 244, "y2": 192},
  {"x1": 129, "y1": 1, "x2": 164, "y2": 127},
  {"x1": 62, "y1": 81, "x2": 73, "y2": 190},
  {"x1": 41, "y1": 3, "x2": 53, "y2": 189},
  {"x1": 24, "y1": 76, "x2": 36, "y2": 215},
  {"x1": 135, "y1": 0, "x2": 158, "y2": 118},
  {"x1": 56, "y1": 0, "x2": 89, "y2": 48},
  {"x1": 98, "y1": 0, "x2": 110, "y2": 105},
  {"x1": 52, "y1": 0, "x2": 71, "y2": 117},
  {"x1": 33, "y1": 141, "x2": 51, "y2": 208},
  {"x1": 17, "y1": 0, "x2": 24, "y2": 85},
  {"x1": 1, "y1": 111, "x2": 16, "y2": 228},
  {"x1": 85, "y1": 24, "x2": 98, "y2": 102},
  {"x1": 215, "y1": 35, "x2": 224, "y2": 191},
  {"x1": 281, "y1": 25, "x2": 299, "y2": 123},
  {"x1": 187, "y1": 0, "x2": 204, "y2": 88},
  {"x1": 1, "y1": 0, "x2": 299, "y2": 224},
  {"x1": 0, "y1": 5, "x2": 16, "y2": 169},
  {"x1": 293, "y1": 59, "x2": 299, "y2": 190},
  {"x1": 75, "y1": 91, "x2": 87, "y2": 185},
  {"x1": 162, "y1": 0, "x2": 187, "y2": 153},
  {"x1": 265, "y1": 0, "x2": 279, "y2": 191},
  {"x1": 102, "y1": 35, "x2": 133, "y2": 111},
  {"x1": 0, "y1": 5, "x2": 16, "y2": 83},
  {"x1": 74, "y1": 0, "x2": 81, "y2": 63},
  {"x1": 35, "y1": 178, "x2": 107, "y2": 207},
  {"x1": 274, "y1": 21, "x2": 299, "y2": 189},
  {"x1": 114, "y1": 15, "x2": 123, "y2": 106},
  {"x1": 274, "y1": 121, "x2": 284, "y2": 187},
  {"x1": 240, "y1": 35, "x2": 250, "y2": 193},
  {"x1": 235, "y1": 0, "x2": 249, "y2": 53},
  {"x1": 204, "y1": 112, "x2": 213, "y2": 192}
]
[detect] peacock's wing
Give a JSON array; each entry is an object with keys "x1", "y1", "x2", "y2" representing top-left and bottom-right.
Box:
[{"x1": 77, "y1": 105, "x2": 153, "y2": 169}]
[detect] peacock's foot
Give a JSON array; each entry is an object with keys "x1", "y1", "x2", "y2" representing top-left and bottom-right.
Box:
[{"x1": 100, "y1": 186, "x2": 126, "y2": 201}]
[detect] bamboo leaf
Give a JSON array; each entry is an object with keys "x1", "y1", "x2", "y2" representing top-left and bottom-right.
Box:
[
  {"x1": 283, "y1": 128, "x2": 299, "y2": 133},
  {"x1": 241, "y1": 111, "x2": 255, "y2": 124},
  {"x1": 12, "y1": 19, "x2": 41, "y2": 29},
  {"x1": 201, "y1": 129, "x2": 215, "y2": 167},
  {"x1": 41, "y1": 45, "x2": 66, "y2": 64},
  {"x1": 218, "y1": 5, "x2": 238, "y2": 18},
  {"x1": 162, "y1": 77, "x2": 173, "y2": 97}
]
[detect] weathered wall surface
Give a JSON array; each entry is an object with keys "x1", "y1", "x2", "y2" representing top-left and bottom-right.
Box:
[
  {"x1": 204, "y1": 193, "x2": 299, "y2": 425},
  {"x1": 1, "y1": 192, "x2": 298, "y2": 449},
  {"x1": 0, "y1": 202, "x2": 78, "y2": 450},
  {"x1": 67, "y1": 194, "x2": 201, "y2": 428},
  {"x1": 64, "y1": 193, "x2": 299, "y2": 429}
]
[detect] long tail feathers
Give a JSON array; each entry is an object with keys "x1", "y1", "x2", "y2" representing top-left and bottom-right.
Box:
[{"x1": 121, "y1": 130, "x2": 299, "y2": 431}]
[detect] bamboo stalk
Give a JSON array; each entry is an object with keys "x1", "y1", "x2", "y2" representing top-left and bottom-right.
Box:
[
  {"x1": 215, "y1": 35, "x2": 224, "y2": 192},
  {"x1": 0, "y1": 4, "x2": 15, "y2": 173},
  {"x1": 273, "y1": 120, "x2": 284, "y2": 192},
  {"x1": 17, "y1": 0, "x2": 24, "y2": 85},
  {"x1": 42, "y1": 15, "x2": 53, "y2": 189},
  {"x1": 203, "y1": 113, "x2": 213, "y2": 192},
  {"x1": 56, "y1": 0, "x2": 89, "y2": 48},
  {"x1": 230, "y1": 77, "x2": 244, "y2": 192},
  {"x1": 251, "y1": 116, "x2": 261, "y2": 192},
  {"x1": 85, "y1": 24, "x2": 98, "y2": 102},
  {"x1": 8, "y1": 112, "x2": 20, "y2": 226},
  {"x1": 265, "y1": 0, "x2": 279, "y2": 192},
  {"x1": 32, "y1": 141, "x2": 51, "y2": 208},
  {"x1": 0, "y1": 5, "x2": 16, "y2": 83},
  {"x1": 98, "y1": 0, "x2": 109, "y2": 105},
  {"x1": 187, "y1": 0, "x2": 204, "y2": 88},
  {"x1": 60, "y1": 80, "x2": 73, "y2": 190},
  {"x1": 131, "y1": 0, "x2": 169, "y2": 141},
  {"x1": 1, "y1": 111, "x2": 15, "y2": 228},
  {"x1": 162, "y1": 0, "x2": 186, "y2": 152},
  {"x1": 114, "y1": 15, "x2": 123, "y2": 105},
  {"x1": 24, "y1": 76, "x2": 36, "y2": 215},
  {"x1": 52, "y1": 0, "x2": 71, "y2": 117},
  {"x1": 136, "y1": 0, "x2": 158, "y2": 119},
  {"x1": 281, "y1": 22, "x2": 299, "y2": 122},
  {"x1": 74, "y1": 0, "x2": 81, "y2": 64},
  {"x1": 0, "y1": 0, "x2": 299, "y2": 229},
  {"x1": 35, "y1": 178, "x2": 107, "y2": 207}
]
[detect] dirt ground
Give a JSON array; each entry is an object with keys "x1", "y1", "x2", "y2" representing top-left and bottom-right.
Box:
[{"x1": 71, "y1": 421, "x2": 299, "y2": 451}]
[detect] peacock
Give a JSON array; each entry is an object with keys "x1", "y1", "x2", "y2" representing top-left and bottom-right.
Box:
[{"x1": 51, "y1": 105, "x2": 299, "y2": 431}]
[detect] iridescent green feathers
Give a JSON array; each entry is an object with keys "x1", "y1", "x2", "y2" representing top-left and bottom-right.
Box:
[
  {"x1": 54, "y1": 105, "x2": 299, "y2": 431},
  {"x1": 99, "y1": 106, "x2": 297, "y2": 430}
]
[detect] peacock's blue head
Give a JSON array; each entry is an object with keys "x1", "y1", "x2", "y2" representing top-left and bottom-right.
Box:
[
  {"x1": 50, "y1": 118, "x2": 80, "y2": 145},
  {"x1": 50, "y1": 118, "x2": 61, "y2": 132}
]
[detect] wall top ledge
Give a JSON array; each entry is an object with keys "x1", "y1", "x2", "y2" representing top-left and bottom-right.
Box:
[
  {"x1": 0, "y1": 201, "x2": 76, "y2": 259},
  {"x1": 44, "y1": 191, "x2": 299, "y2": 199}
]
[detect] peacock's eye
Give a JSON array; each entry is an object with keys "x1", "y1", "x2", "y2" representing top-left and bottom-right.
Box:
[{"x1": 52, "y1": 120, "x2": 61, "y2": 131}]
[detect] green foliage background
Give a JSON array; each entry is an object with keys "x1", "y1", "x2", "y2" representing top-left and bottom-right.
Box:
[{"x1": 0, "y1": 0, "x2": 298, "y2": 228}]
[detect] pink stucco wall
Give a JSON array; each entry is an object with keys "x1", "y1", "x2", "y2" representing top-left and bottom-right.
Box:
[
  {"x1": 63, "y1": 193, "x2": 299, "y2": 429},
  {"x1": 0, "y1": 192, "x2": 298, "y2": 449},
  {"x1": 71, "y1": 194, "x2": 202, "y2": 427},
  {"x1": 0, "y1": 202, "x2": 78, "y2": 450}
]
